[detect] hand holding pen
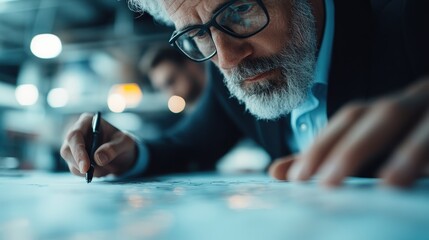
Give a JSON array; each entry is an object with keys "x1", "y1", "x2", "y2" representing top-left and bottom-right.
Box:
[{"x1": 60, "y1": 112, "x2": 138, "y2": 182}]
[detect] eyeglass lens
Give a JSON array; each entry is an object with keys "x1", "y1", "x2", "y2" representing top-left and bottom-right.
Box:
[
  {"x1": 174, "y1": 0, "x2": 267, "y2": 61},
  {"x1": 216, "y1": 0, "x2": 266, "y2": 36}
]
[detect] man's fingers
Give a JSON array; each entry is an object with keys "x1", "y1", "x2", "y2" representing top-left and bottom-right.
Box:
[
  {"x1": 269, "y1": 155, "x2": 297, "y2": 180},
  {"x1": 67, "y1": 162, "x2": 84, "y2": 177},
  {"x1": 67, "y1": 130, "x2": 90, "y2": 174},
  {"x1": 380, "y1": 110, "x2": 429, "y2": 187},
  {"x1": 60, "y1": 144, "x2": 75, "y2": 168},
  {"x1": 93, "y1": 168, "x2": 112, "y2": 178},
  {"x1": 288, "y1": 102, "x2": 366, "y2": 181},
  {"x1": 63, "y1": 113, "x2": 93, "y2": 174},
  {"x1": 94, "y1": 133, "x2": 135, "y2": 167},
  {"x1": 60, "y1": 113, "x2": 134, "y2": 179},
  {"x1": 318, "y1": 98, "x2": 421, "y2": 187}
]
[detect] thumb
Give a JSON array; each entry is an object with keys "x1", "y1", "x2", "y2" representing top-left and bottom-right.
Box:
[
  {"x1": 269, "y1": 155, "x2": 298, "y2": 180},
  {"x1": 94, "y1": 133, "x2": 135, "y2": 167}
]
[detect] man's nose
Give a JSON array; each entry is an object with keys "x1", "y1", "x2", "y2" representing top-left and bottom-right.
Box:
[{"x1": 211, "y1": 30, "x2": 252, "y2": 70}]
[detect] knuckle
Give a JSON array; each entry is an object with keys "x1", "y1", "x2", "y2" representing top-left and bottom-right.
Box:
[
  {"x1": 375, "y1": 99, "x2": 403, "y2": 116},
  {"x1": 70, "y1": 166, "x2": 81, "y2": 176},
  {"x1": 400, "y1": 144, "x2": 427, "y2": 163},
  {"x1": 66, "y1": 129, "x2": 83, "y2": 143},
  {"x1": 66, "y1": 162, "x2": 77, "y2": 173},
  {"x1": 75, "y1": 143, "x2": 86, "y2": 149},
  {"x1": 101, "y1": 143, "x2": 117, "y2": 159},
  {"x1": 407, "y1": 78, "x2": 429, "y2": 94},
  {"x1": 273, "y1": 155, "x2": 297, "y2": 163},
  {"x1": 72, "y1": 143, "x2": 87, "y2": 159},
  {"x1": 60, "y1": 145, "x2": 70, "y2": 159},
  {"x1": 121, "y1": 133, "x2": 134, "y2": 145}
]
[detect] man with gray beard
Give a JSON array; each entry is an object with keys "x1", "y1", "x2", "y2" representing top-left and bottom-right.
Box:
[
  {"x1": 61, "y1": 0, "x2": 429, "y2": 188},
  {"x1": 224, "y1": 0, "x2": 317, "y2": 120}
]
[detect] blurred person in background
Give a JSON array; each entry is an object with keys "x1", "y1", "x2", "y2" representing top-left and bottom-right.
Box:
[
  {"x1": 140, "y1": 46, "x2": 206, "y2": 110},
  {"x1": 139, "y1": 46, "x2": 270, "y2": 172}
]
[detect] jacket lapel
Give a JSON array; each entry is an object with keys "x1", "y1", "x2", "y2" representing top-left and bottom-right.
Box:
[{"x1": 255, "y1": 118, "x2": 289, "y2": 159}]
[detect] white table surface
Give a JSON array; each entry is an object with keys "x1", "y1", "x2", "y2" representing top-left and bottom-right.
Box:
[{"x1": 1, "y1": 171, "x2": 429, "y2": 240}]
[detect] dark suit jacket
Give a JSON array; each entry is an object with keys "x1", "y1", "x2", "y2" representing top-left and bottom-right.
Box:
[{"x1": 142, "y1": 0, "x2": 429, "y2": 176}]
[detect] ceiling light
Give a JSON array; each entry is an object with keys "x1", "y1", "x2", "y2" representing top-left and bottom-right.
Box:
[
  {"x1": 15, "y1": 84, "x2": 39, "y2": 106},
  {"x1": 30, "y1": 34, "x2": 62, "y2": 59}
]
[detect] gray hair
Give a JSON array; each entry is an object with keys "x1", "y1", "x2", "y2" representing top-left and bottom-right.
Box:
[{"x1": 128, "y1": 0, "x2": 173, "y2": 26}]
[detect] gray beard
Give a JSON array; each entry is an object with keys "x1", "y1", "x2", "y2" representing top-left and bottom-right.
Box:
[{"x1": 221, "y1": 0, "x2": 318, "y2": 120}]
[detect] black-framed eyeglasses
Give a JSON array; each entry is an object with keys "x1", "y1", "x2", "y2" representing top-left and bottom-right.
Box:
[{"x1": 169, "y1": 0, "x2": 270, "y2": 62}]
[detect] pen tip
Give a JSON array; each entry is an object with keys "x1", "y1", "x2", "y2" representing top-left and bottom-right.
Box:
[{"x1": 86, "y1": 166, "x2": 94, "y2": 184}]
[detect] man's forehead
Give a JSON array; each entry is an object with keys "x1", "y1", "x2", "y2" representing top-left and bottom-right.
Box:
[{"x1": 163, "y1": 0, "x2": 229, "y2": 30}]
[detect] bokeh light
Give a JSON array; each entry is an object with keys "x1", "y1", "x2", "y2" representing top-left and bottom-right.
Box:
[
  {"x1": 107, "y1": 94, "x2": 126, "y2": 113},
  {"x1": 15, "y1": 84, "x2": 39, "y2": 106},
  {"x1": 47, "y1": 88, "x2": 69, "y2": 108},
  {"x1": 108, "y1": 83, "x2": 143, "y2": 109},
  {"x1": 168, "y1": 95, "x2": 186, "y2": 113},
  {"x1": 30, "y1": 34, "x2": 62, "y2": 59}
]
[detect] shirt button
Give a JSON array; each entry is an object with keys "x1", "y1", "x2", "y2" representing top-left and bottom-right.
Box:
[{"x1": 299, "y1": 123, "x2": 308, "y2": 132}]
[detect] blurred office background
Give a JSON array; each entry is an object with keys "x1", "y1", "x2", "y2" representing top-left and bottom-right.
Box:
[{"x1": 0, "y1": 0, "x2": 269, "y2": 173}]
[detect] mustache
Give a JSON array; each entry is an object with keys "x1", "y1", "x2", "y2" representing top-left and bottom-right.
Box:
[{"x1": 223, "y1": 54, "x2": 284, "y2": 82}]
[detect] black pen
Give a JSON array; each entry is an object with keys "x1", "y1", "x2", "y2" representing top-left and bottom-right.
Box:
[{"x1": 86, "y1": 112, "x2": 101, "y2": 183}]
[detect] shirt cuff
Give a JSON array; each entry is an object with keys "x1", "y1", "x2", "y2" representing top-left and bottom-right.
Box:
[{"x1": 116, "y1": 133, "x2": 149, "y2": 179}]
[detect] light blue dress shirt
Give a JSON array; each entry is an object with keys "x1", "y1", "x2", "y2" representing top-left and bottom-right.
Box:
[
  {"x1": 287, "y1": 0, "x2": 335, "y2": 153},
  {"x1": 122, "y1": 0, "x2": 335, "y2": 178}
]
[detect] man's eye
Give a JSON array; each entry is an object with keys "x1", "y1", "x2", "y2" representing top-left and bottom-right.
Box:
[
  {"x1": 230, "y1": 3, "x2": 254, "y2": 14},
  {"x1": 166, "y1": 77, "x2": 175, "y2": 87},
  {"x1": 188, "y1": 29, "x2": 206, "y2": 38}
]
